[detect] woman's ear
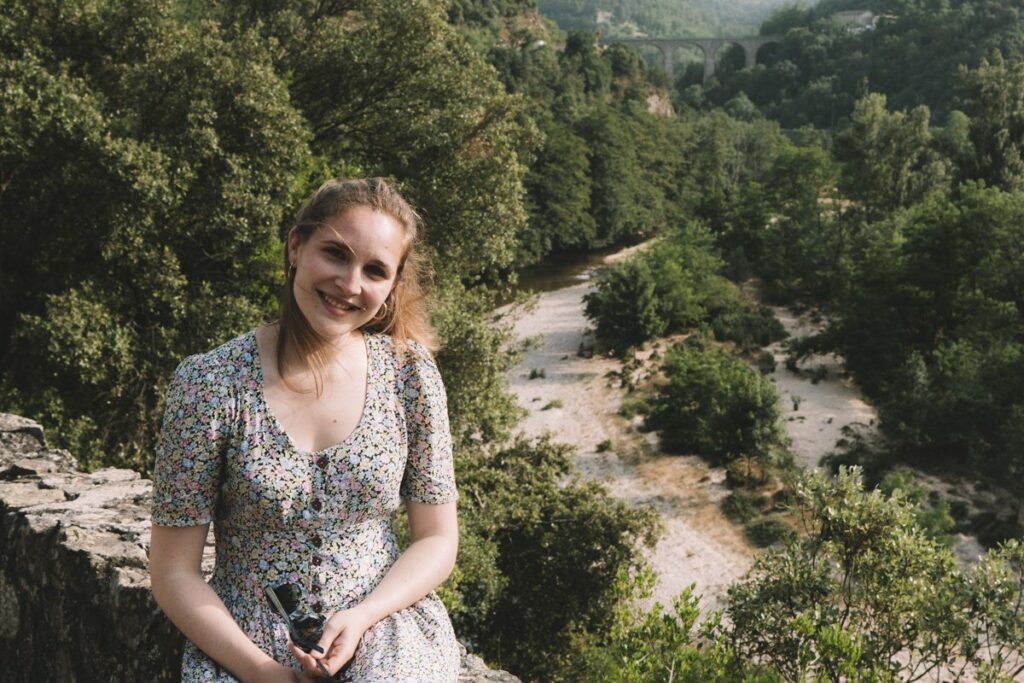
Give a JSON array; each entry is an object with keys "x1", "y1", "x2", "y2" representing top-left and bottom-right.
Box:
[{"x1": 286, "y1": 226, "x2": 301, "y2": 265}]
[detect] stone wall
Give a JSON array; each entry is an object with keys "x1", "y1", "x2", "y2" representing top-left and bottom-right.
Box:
[{"x1": 0, "y1": 414, "x2": 518, "y2": 682}]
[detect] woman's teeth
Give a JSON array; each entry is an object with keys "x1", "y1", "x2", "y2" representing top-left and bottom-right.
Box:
[{"x1": 321, "y1": 292, "x2": 359, "y2": 311}]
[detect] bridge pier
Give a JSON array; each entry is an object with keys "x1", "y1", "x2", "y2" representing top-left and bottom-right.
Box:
[{"x1": 603, "y1": 35, "x2": 781, "y2": 84}]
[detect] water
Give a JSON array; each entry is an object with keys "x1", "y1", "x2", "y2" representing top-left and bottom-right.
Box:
[{"x1": 510, "y1": 247, "x2": 621, "y2": 297}]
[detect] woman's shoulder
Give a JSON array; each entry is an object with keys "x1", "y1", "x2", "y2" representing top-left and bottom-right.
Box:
[{"x1": 172, "y1": 329, "x2": 256, "y2": 386}]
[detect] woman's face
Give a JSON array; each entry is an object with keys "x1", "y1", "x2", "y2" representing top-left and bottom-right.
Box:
[{"x1": 288, "y1": 205, "x2": 405, "y2": 342}]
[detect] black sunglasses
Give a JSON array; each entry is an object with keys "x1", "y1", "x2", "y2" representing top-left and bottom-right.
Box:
[{"x1": 264, "y1": 581, "x2": 342, "y2": 681}]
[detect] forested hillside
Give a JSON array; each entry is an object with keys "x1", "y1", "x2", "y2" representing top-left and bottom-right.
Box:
[{"x1": 693, "y1": 0, "x2": 1024, "y2": 127}]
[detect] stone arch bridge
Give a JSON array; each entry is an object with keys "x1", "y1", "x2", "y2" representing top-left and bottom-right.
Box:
[{"x1": 603, "y1": 36, "x2": 782, "y2": 82}]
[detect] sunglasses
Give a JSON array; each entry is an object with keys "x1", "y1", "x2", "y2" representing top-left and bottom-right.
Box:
[{"x1": 264, "y1": 581, "x2": 341, "y2": 681}]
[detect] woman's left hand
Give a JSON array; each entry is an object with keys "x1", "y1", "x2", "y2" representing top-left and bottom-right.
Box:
[{"x1": 289, "y1": 607, "x2": 373, "y2": 678}]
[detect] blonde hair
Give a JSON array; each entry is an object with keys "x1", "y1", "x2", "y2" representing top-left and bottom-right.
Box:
[{"x1": 276, "y1": 177, "x2": 437, "y2": 394}]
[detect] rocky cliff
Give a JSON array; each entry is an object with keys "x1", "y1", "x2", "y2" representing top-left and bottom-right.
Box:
[{"x1": 0, "y1": 413, "x2": 518, "y2": 682}]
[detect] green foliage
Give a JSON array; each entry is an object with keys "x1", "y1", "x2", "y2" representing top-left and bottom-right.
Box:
[
  {"x1": 453, "y1": 437, "x2": 661, "y2": 681},
  {"x1": 538, "y1": 0, "x2": 795, "y2": 38},
  {"x1": 813, "y1": 182, "x2": 1024, "y2": 488},
  {"x1": 574, "y1": 107, "x2": 664, "y2": 246},
  {"x1": 743, "y1": 518, "x2": 796, "y2": 548},
  {"x1": 583, "y1": 226, "x2": 781, "y2": 355},
  {"x1": 723, "y1": 467, "x2": 1024, "y2": 681},
  {"x1": 431, "y1": 282, "x2": 525, "y2": 448},
  {"x1": 0, "y1": 0, "x2": 308, "y2": 471},
  {"x1": 217, "y1": 0, "x2": 536, "y2": 285},
  {"x1": 520, "y1": 117, "x2": 597, "y2": 262},
  {"x1": 701, "y1": 0, "x2": 1024, "y2": 131},
  {"x1": 644, "y1": 342, "x2": 787, "y2": 464},
  {"x1": 711, "y1": 307, "x2": 787, "y2": 353},
  {"x1": 722, "y1": 489, "x2": 764, "y2": 523},
  {"x1": 572, "y1": 571, "x2": 764, "y2": 682},
  {"x1": 955, "y1": 51, "x2": 1024, "y2": 192},
  {"x1": 834, "y1": 93, "x2": 951, "y2": 219},
  {"x1": 878, "y1": 469, "x2": 957, "y2": 546},
  {"x1": 583, "y1": 257, "x2": 667, "y2": 354}
]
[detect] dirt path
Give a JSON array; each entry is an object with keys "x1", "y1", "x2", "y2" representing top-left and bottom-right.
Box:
[{"x1": 499, "y1": 276, "x2": 754, "y2": 611}]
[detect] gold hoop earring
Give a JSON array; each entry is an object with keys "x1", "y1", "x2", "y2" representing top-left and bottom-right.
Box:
[{"x1": 373, "y1": 300, "x2": 390, "y2": 322}]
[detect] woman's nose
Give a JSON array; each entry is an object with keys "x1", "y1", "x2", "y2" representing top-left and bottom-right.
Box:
[{"x1": 335, "y1": 265, "x2": 361, "y2": 294}]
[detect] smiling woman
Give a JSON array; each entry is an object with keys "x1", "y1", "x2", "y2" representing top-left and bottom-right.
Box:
[{"x1": 148, "y1": 178, "x2": 461, "y2": 683}]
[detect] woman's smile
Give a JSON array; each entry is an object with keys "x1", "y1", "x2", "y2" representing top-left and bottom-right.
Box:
[{"x1": 318, "y1": 290, "x2": 364, "y2": 314}]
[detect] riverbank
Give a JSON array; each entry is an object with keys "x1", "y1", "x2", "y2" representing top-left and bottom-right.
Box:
[{"x1": 499, "y1": 276, "x2": 754, "y2": 611}]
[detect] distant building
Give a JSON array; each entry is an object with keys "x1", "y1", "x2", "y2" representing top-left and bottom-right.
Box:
[
  {"x1": 831, "y1": 10, "x2": 880, "y2": 33},
  {"x1": 596, "y1": 10, "x2": 613, "y2": 25}
]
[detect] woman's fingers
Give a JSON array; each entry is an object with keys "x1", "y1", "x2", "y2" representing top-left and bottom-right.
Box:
[
  {"x1": 288, "y1": 641, "x2": 324, "y2": 676},
  {"x1": 319, "y1": 628, "x2": 356, "y2": 673}
]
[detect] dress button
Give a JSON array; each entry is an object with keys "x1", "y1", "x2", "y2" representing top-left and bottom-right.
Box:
[
  {"x1": 311, "y1": 535, "x2": 322, "y2": 547},
  {"x1": 312, "y1": 556, "x2": 322, "y2": 566},
  {"x1": 311, "y1": 498, "x2": 322, "y2": 511},
  {"x1": 316, "y1": 456, "x2": 329, "y2": 469}
]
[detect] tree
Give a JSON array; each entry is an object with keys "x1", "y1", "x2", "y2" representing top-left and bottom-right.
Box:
[
  {"x1": 583, "y1": 257, "x2": 666, "y2": 354},
  {"x1": 575, "y1": 107, "x2": 663, "y2": 246},
  {"x1": 956, "y1": 51, "x2": 1024, "y2": 192},
  {"x1": 520, "y1": 117, "x2": 596, "y2": 262},
  {"x1": 0, "y1": 0, "x2": 309, "y2": 471},
  {"x1": 834, "y1": 93, "x2": 950, "y2": 220},
  {"x1": 452, "y1": 437, "x2": 661, "y2": 682},
  {"x1": 645, "y1": 342, "x2": 787, "y2": 465},
  {"x1": 724, "y1": 467, "x2": 1024, "y2": 681},
  {"x1": 219, "y1": 0, "x2": 536, "y2": 285}
]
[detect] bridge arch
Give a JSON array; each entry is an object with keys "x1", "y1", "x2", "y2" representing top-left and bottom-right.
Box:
[{"x1": 603, "y1": 35, "x2": 782, "y2": 82}]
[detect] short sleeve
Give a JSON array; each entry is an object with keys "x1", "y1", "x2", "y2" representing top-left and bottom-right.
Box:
[
  {"x1": 151, "y1": 354, "x2": 232, "y2": 526},
  {"x1": 397, "y1": 343, "x2": 458, "y2": 504}
]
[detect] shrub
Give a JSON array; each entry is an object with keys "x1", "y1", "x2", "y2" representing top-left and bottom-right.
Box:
[
  {"x1": 645, "y1": 343, "x2": 787, "y2": 465},
  {"x1": 722, "y1": 491, "x2": 764, "y2": 524},
  {"x1": 711, "y1": 307, "x2": 788, "y2": 351},
  {"x1": 583, "y1": 258, "x2": 666, "y2": 355},
  {"x1": 744, "y1": 518, "x2": 796, "y2": 547}
]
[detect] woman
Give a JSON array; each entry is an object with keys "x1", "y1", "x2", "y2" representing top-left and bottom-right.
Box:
[{"x1": 149, "y1": 178, "x2": 460, "y2": 682}]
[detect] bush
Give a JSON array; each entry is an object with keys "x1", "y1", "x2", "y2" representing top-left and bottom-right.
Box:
[
  {"x1": 722, "y1": 491, "x2": 764, "y2": 523},
  {"x1": 583, "y1": 227, "x2": 737, "y2": 355},
  {"x1": 744, "y1": 518, "x2": 797, "y2": 547},
  {"x1": 583, "y1": 258, "x2": 666, "y2": 355},
  {"x1": 453, "y1": 438, "x2": 661, "y2": 681},
  {"x1": 645, "y1": 343, "x2": 787, "y2": 465},
  {"x1": 711, "y1": 307, "x2": 788, "y2": 351}
]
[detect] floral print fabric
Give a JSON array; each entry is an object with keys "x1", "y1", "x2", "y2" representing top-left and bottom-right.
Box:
[{"x1": 151, "y1": 330, "x2": 460, "y2": 682}]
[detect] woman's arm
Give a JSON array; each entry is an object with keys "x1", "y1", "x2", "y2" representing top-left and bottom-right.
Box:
[
  {"x1": 150, "y1": 524, "x2": 307, "y2": 683},
  {"x1": 292, "y1": 500, "x2": 458, "y2": 675}
]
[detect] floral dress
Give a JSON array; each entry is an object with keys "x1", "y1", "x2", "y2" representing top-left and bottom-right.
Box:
[{"x1": 151, "y1": 330, "x2": 460, "y2": 682}]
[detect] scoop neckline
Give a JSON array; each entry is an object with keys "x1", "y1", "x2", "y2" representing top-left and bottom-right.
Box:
[{"x1": 249, "y1": 329, "x2": 375, "y2": 457}]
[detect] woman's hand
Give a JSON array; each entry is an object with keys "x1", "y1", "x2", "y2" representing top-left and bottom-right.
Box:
[{"x1": 289, "y1": 607, "x2": 374, "y2": 677}]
